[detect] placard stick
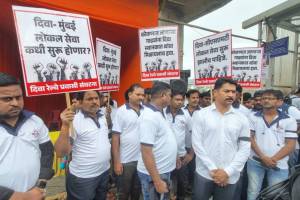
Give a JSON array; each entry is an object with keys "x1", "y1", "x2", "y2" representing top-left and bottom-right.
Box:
[{"x1": 65, "y1": 93, "x2": 74, "y2": 137}]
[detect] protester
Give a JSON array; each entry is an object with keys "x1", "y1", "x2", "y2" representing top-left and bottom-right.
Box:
[
  {"x1": 0, "y1": 72, "x2": 54, "y2": 200},
  {"x1": 247, "y1": 89, "x2": 297, "y2": 200},
  {"x1": 199, "y1": 90, "x2": 211, "y2": 108},
  {"x1": 164, "y1": 91, "x2": 194, "y2": 200},
  {"x1": 252, "y1": 90, "x2": 263, "y2": 112},
  {"x1": 112, "y1": 84, "x2": 144, "y2": 200},
  {"x1": 143, "y1": 88, "x2": 152, "y2": 104},
  {"x1": 192, "y1": 78, "x2": 250, "y2": 200},
  {"x1": 55, "y1": 90, "x2": 111, "y2": 200},
  {"x1": 232, "y1": 84, "x2": 251, "y2": 116},
  {"x1": 137, "y1": 81, "x2": 177, "y2": 200},
  {"x1": 290, "y1": 88, "x2": 300, "y2": 110},
  {"x1": 243, "y1": 92, "x2": 253, "y2": 109},
  {"x1": 276, "y1": 90, "x2": 300, "y2": 167},
  {"x1": 182, "y1": 89, "x2": 201, "y2": 192}
]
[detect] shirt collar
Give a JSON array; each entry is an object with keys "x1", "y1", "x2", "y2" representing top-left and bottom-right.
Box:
[
  {"x1": 0, "y1": 110, "x2": 34, "y2": 136},
  {"x1": 210, "y1": 103, "x2": 235, "y2": 115},
  {"x1": 165, "y1": 106, "x2": 184, "y2": 115},
  {"x1": 81, "y1": 109, "x2": 103, "y2": 119},
  {"x1": 146, "y1": 103, "x2": 161, "y2": 112},
  {"x1": 254, "y1": 109, "x2": 290, "y2": 128},
  {"x1": 145, "y1": 103, "x2": 165, "y2": 118},
  {"x1": 125, "y1": 103, "x2": 144, "y2": 110},
  {"x1": 184, "y1": 104, "x2": 200, "y2": 111}
]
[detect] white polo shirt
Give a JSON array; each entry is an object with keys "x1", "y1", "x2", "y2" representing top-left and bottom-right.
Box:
[
  {"x1": 137, "y1": 104, "x2": 177, "y2": 175},
  {"x1": 279, "y1": 104, "x2": 300, "y2": 149},
  {"x1": 233, "y1": 103, "x2": 251, "y2": 117},
  {"x1": 0, "y1": 110, "x2": 50, "y2": 192},
  {"x1": 164, "y1": 106, "x2": 189, "y2": 157},
  {"x1": 182, "y1": 105, "x2": 200, "y2": 148},
  {"x1": 249, "y1": 110, "x2": 298, "y2": 169},
  {"x1": 192, "y1": 104, "x2": 251, "y2": 184},
  {"x1": 70, "y1": 110, "x2": 111, "y2": 178},
  {"x1": 290, "y1": 95, "x2": 300, "y2": 110},
  {"x1": 112, "y1": 103, "x2": 143, "y2": 163}
]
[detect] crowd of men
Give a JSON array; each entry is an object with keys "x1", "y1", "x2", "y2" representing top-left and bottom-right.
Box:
[{"x1": 1, "y1": 71, "x2": 300, "y2": 200}]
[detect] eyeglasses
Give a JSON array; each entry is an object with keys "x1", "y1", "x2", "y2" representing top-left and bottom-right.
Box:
[{"x1": 261, "y1": 97, "x2": 277, "y2": 101}]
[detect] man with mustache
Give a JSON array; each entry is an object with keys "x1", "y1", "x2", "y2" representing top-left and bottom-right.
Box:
[
  {"x1": 192, "y1": 78, "x2": 250, "y2": 200},
  {"x1": 247, "y1": 89, "x2": 297, "y2": 200},
  {"x1": 112, "y1": 84, "x2": 144, "y2": 200},
  {"x1": 55, "y1": 90, "x2": 111, "y2": 200},
  {"x1": 0, "y1": 73, "x2": 54, "y2": 200}
]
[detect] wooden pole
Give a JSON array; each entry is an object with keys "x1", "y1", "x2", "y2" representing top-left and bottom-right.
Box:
[{"x1": 64, "y1": 93, "x2": 73, "y2": 137}]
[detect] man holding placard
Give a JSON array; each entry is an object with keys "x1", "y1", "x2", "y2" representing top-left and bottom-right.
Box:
[{"x1": 55, "y1": 90, "x2": 111, "y2": 200}]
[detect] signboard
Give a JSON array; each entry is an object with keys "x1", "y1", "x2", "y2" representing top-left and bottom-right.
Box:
[
  {"x1": 265, "y1": 37, "x2": 289, "y2": 58},
  {"x1": 232, "y1": 47, "x2": 263, "y2": 88},
  {"x1": 12, "y1": 6, "x2": 99, "y2": 96},
  {"x1": 139, "y1": 26, "x2": 180, "y2": 81},
  {"x1": 96, "y1": 38, "x2": 121, "y2": 92},
  {"x1": 193, "y1": 30, "x2": 232, "y2": 86}
]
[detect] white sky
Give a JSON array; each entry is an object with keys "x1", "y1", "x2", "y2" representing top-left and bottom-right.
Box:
[{"x1": 183, "y1": 0, "x2": 287, "y2": 78}]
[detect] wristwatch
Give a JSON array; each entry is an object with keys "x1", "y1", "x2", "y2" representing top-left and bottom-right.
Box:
[{"x1": 36, "y1": 179, "x2": 47, "y2": 189}]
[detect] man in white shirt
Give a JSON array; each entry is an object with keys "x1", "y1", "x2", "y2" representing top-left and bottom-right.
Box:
[
  {"x1": 183, "y1": 89, "x2": 201, "y2": 194},
  {"x1": 232, "y1": 84, "x2": 251, "y2": 116},
  {"x1": 247, "y1": 89, "x2": 297, "y2": 200},
  {"x1": 291, "y1": 88, "x2": 300, "y2": 110},
  {"x1": 199, "y1": 90, "x2": 211, "y2": 108},
  {"x1": 192, "y1": 78, "x2": 250, "y2": 200},
  {"x1": 137, "y1": 81, "x2": 177, "y2": 200},
  {"x1": 164, "y1": 91, "x2": 194, "y2": 200},
  {"x1": 276, "y1": 90, "x2": 300, "y2": 167},
  {"x1": 0, "y1": 72, "x2": 54, "y2": 200},
  {"x1": 55, "y1": 90, "x2": 111, "y2": 200},
  {"x1": 112, "y1": 84, "x2": 144, "y2": 200}
]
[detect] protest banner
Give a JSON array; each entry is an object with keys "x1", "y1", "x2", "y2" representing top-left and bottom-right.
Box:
[
  {"x1": 193, "y1": 30, "x2": 232, "y2": 86},
  {"x1": 12, "y1": 6, "x2": 99, "y2": 96},
  {"x1": 96, "y1": 38, "x2": 121, "y2": 92},
  {"x1": 139, "y1": 26, "x2": 180, "y2": 81},
  {"x1": 232, "y1": 47, "x2": 263, "y2": 88}
]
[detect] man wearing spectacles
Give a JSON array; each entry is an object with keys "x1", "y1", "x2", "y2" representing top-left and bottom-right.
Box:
[{"x1": 247, "y1": 89, "x2": 297, "y2": 200}]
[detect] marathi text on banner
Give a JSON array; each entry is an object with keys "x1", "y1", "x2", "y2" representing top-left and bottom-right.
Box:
[
  {"x1": 96, "y1": 38, "x2": 121, "y2": 92},
  {"x1": 139, "y1": 26, "x2": 180, "y2": 81},
  {"x1": 12, "y1": 6, "x2": 99, "y2": 96},
  {"x1": 232, "y1": 47, "x2": 263, "y2": 88},
  {"x1": 193, "y1": 30, "x2": 232, "y2": 86}
]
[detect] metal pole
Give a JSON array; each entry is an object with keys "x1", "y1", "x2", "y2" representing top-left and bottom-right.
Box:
[
  {"x1": 159, "y1": 18, "x2": 258, "y2": 42},
  {"x1": 291, "y1": 33, "x2": 299, "y2": 90},
  {"x1": 258, "y1": 21, "x2": 263, "y2": 47}
]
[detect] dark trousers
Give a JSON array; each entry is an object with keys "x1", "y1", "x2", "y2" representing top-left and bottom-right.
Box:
[
  {"x1": 192, "y1": 172, "x2": 237, "y2": 200},
  {"x1": 187, "y1": 153, "x2": 196, "y2": 192},
  {"x1": 115, "y1": 161, "x2": 141, "y2": 200},
  {"x1": 66, "y1": 170, "x2": 109, "y2": 200},
  {"x1": 234, "y1": 166, "x2": 248, "y2": 200},
  {"x1": 171, "y1": 164, "x2": 189, "y2": 200}
]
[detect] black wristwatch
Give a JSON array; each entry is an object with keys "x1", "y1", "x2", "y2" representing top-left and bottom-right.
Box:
[{"x1": 36, "y1": 179, "x2": 47, "y2": 189}]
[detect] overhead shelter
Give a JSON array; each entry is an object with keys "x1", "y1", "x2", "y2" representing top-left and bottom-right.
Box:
[
  {"x1": 0, "y1": 0, "x2": 158, "y2": 121},
  {"x1": 242, "y1": 0, "x2": 300, "y2": 90}
]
